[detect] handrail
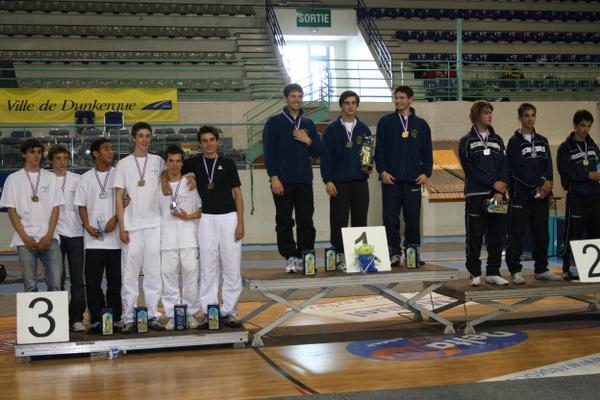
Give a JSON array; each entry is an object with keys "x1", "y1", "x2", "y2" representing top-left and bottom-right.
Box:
[
  {"x1": 265, "y1": 0, "x2": 285, "y2": 50},
  {"x1": 356, "y1": 0, "x2": 393, "y2": 87}
]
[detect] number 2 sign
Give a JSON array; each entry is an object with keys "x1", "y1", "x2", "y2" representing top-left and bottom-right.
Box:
[
  {"x1": 571, "y1": 239, "x2": 600, "y2": 283},
  {"x1": 17, "y1": 291, "x2": 69, "y2": 344}
]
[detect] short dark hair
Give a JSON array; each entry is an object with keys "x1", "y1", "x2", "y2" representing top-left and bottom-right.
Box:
[
  {"x1": 573, "y1": 109, "x2": 594, "y2": 125},
  {"x1": 469, "y1": 100, "x2": 493, "y2": 124},
  {"x1": 197, "y1": 125, "x2": 220, "y2": 142},
  {"x1": 517, "y1": 103, "x2": 536, "y2": 118},
  {"x1": 131, "y1": 121, "x2": 152, "y2": 138},
  {"x1": 163, "y1": 144, "x2": 185, "y2": 161},
  {"x1": 338, "y1": 90, "x2": 360, "y2": 107},
  {"x1": 20, "y1": 138, "x2": 44, "y2": 155},
  {"x1": 47, "y1": 144, "x2": 70, "y2": 161},
  {"x1": 394, "y1": 85, "x2": 414, "y2": 98},
  {"x1": 90, "y1": 137, "x2": 111, "y2": 159},
  {"x1": 283, "y1": 83, "x2": 304, "y2": 97}
]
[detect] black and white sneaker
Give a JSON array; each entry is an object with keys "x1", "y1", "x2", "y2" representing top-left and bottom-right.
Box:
[
  {"x1": 221, "y1": 315, "x2": 243, "y2": 328},
  {"x1": 390, "y1": 254, "x2": 403, "y2": 267}
]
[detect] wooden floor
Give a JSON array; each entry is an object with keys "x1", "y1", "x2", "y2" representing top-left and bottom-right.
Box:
[{"x1": 2, "y1": 288, "x2": 600, "y2": 400}]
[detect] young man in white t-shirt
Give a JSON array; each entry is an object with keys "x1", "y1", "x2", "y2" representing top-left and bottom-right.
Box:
[
  {"x1": 114, "y1": 121, "x2": 165, "y2": 333},
  {"x1": 49, "y1": 145, "x2": 86, "y2": 332},
  {"x1": 0, "y1": 138, "x2": 63, "y2": 292},
  {"x1": 75, "y1": 138, "x2": 122, "y2": 334},
  {"x1": 159, "y1": 145, "x2": 203, "y2": 330}
]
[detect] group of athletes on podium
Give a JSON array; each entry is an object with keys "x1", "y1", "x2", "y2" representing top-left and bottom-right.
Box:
[{"x1": 2, "y1": 83, "x2": 598, "y2": 333}]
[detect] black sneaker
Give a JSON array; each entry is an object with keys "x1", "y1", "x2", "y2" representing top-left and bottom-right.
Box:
[
  {"x1": 563, "y1": 270, "x2": 579, "y2": 281},
  {"x1": 87, "y1": 322, "x2": 101, "y2": 334},
  {"x1": 121, "y1": 322, "x2": 136, "y2": 334},
  {"x1": 390, "y1": 254, "x2": 403, "y2": 267},
  {"x1": 148, "y1": 318, "x2": 166, "y2": 331},
  {"x1": 221, "y1": 315, "x2": 243, "y2": 328}
]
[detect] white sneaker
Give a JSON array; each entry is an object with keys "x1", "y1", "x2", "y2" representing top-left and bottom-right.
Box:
[
  {"x1": 336, "y1": 253, "x2": 346, "y2": 271},
  {"x1": 470, "y1": 276, "x2": 480, "y2": 286},
  {"x1": 71, "y1": 321, "x2": 86, "y2": 332},
  {"x1": 534, "y1": 271, "x2": 562, "y2": 281},
  {"x1": 285, "y1": 257, "x2": 298, "y2": 273},
  {"x1": 486, "y1": 275, "x2": 509, "y2": 286},
  {"x1": 165, "y1": 318, "x2": 175, "y2": 331},
  {"x1": 512, "y1": 272, "x2": 526, "y2": 284},
  {"x1": 187, "y1": 315, "x2": 200, "y2": 329}
]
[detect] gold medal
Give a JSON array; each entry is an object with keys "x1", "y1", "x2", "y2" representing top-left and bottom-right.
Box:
[
  {"x1": 402, "y1": 130, "x2": 409, "y2": 138},
  {"x1": 31, "y1": 196, "x2": 39, "y2": 202},
  {"x1": 138, "y1": 180, "x2": 145, "y2": 187},
  {"x1": 346, "y1": 141, "x2": 353, "y2": 148},
  {"x1": 207, "y1": 182, "x2": 214, "y2": 190}
]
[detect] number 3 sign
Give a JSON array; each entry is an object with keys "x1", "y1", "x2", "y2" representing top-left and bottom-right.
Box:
[
  {"x1": 571, "y1": 239, "x2": 600, "y2": 283},
  {"x1": 17, "y1": 291, "x2": 69, "y2": 344}
]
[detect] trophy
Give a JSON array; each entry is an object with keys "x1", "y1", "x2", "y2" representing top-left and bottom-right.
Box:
[
  {"x1": 358, "y1": 135, "x2": 375, "y2": 174},
  {"x1": 102, "y1": 308, "x2": 113, "y2": 335},
  {"x1": 324, "y1": 247, "x2": 337, "y2": 271},
  {"x1": 207, "y1": 304, "x2": 220, "y2": 330},
  {"x1": 135, "y1": 307, "x2": 148, "y2": 333},
  {"x1": 303, "y1": 250, "x2": 316, "y2": 276},
  {"x1": 174, "y1": 304, "x2": 187, "y2": 330}
]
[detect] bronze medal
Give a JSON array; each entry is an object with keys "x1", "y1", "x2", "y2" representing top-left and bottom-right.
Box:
[
  {"x1": 207, "y1": 182, "x2": 214, "y2": 190},
  {"x1": 31, "y1": 195, "x2": 39, "y2": 202},
  {"x1": 138, "y1": 180, "x2": 145, "y2": 187},
  {"x1": 346, "y1": 141, "x2": 353, "y2": 148}
]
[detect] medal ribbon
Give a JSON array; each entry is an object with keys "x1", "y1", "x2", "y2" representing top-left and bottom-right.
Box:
[
  {"x1": 133, "y1": 155, "x2": 148, "y2": 183},
  {"x1": 25, "y1": 169, "x2": 41, "y2": 200},
  {"x1": 94, "y1": 167, "x2": 111, "y2": 195},
  {"x1": 519, "y1": 128, "x2": 536, "y2": 156},
  {"x1": 170, "y1": 178, "x2": 183, "y2": 207},
  {"x1": 575, "y1": 141, "x2": 588, "y2": 164},
  {"x1": 282, "y1": 112, "x2": 302, "y2": 130},
  {"x1": 341, "y1": 118, "x2": 356, "y2": 143},
  {"x1": 399, "y1": 113, "x2": 410, "y2": 134},
  {"x1": 60, "y1": 173, "x2": 67, "y2": 193},
  {"x1": 473, "y1": 126, "x2": 490, "y2": 152},
  {"x1": 202, "y1": 155, "x2": 218, "y2": 187}
]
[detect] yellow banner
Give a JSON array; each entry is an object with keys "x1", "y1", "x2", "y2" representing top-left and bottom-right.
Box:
[{"x1": 0, "y1": 88, "x2": 178, "y2": 124}]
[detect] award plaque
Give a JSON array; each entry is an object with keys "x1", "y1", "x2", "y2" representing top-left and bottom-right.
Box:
[
  {"x1": 207, "y1": 304, "x2": 220, "y2": 330},
  {"x1": 405, "y1": 247, "x2": 417, "y2": 269},
  {"x1": 102, "y1": 308, "x2": 113, "y2": 336},
  {"x1": 174, "y1": 304, "x2": 187, "y2": 331},
  {"x1": 303, "y1": 250, "x2": 316, "y2": 276},
  {"x1": 135, "y1": 307, "x2": 148, "y2": 333},
  {"x1": 359, "y1": 136, "x2": 375, "y2": 174},
  {"x1": 324, "y1": 247, "x2": 337, "y2": 272}
]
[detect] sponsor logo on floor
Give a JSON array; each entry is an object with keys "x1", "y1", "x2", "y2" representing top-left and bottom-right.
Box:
[
  {"x1": 483, "y1": 353, "x2": 600, "y2": 380},
  {"x1": 300, "y1": 294, "x2": 463, "y2": 322},
  {"x1": 346, "y1": 330, "x2": 528, "y2": 361}
]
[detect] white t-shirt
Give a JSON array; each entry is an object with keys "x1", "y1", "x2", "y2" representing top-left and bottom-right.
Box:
[
  {"x1": 0, "y1": 168, "x2": 64, "y2": 249},
  {"x1": 74, "y1": 167, "x2": 120, "y2": 250},
  {"x1": 159, "y1": 177, "x2": 202, "y2": 250},
  {"x1": 56, "y1": 171, "x2": 84, "y2": 238},
  {"x1": 113, "y1": 153, "x2": 164, "y2": 231}
]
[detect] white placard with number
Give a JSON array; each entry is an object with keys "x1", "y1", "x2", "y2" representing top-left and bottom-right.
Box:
[
  {"x1": 571, "y1": 239, "x2": 600, "y2": 283},
  {"x1": 17, "y1": 291, "x2": 69, "y2": 344},
  {"x1": 341, "y1": 226, "x2": 391, "y2": 273}
]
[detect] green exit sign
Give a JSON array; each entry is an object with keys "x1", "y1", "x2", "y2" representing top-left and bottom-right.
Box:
[{"x1": 297, "y1": 8, "x2": 331, "y2": 28}]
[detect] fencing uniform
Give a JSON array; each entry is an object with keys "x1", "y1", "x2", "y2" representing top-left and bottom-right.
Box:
[
  {"x1": 556, "y1": 132, "x2": 600, "y2": 274},
  {"x1": 374, "y1": 107, "x2": 433, "y2": 258},
  {"x1": 74, "y1": 166, "x2": 122, "y2": 325},
  {"x1": 159, "y1": 177, "x2": 202, "y2": 319},
  {"x1": 114, "y1": 153, "x2": 164, "y2": 323},
  {"x1": 0, "y1": 168, "x2": 64, "y2": 292},
  {"x1": 56, "y1": 171, "x2": 86, "y2": 325},
  {"x1": 183, "y1": 155, "x2": 242, "y2": 318},
  {"x1": 320, "y1": 116, "x2": 371, "y2": 254},
  {"x1": 263, "y1": 107, "x2": 322, "y2": 260},
  {"x1": 458, "y1": 126, "x2": 509, "y2": 278}
]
